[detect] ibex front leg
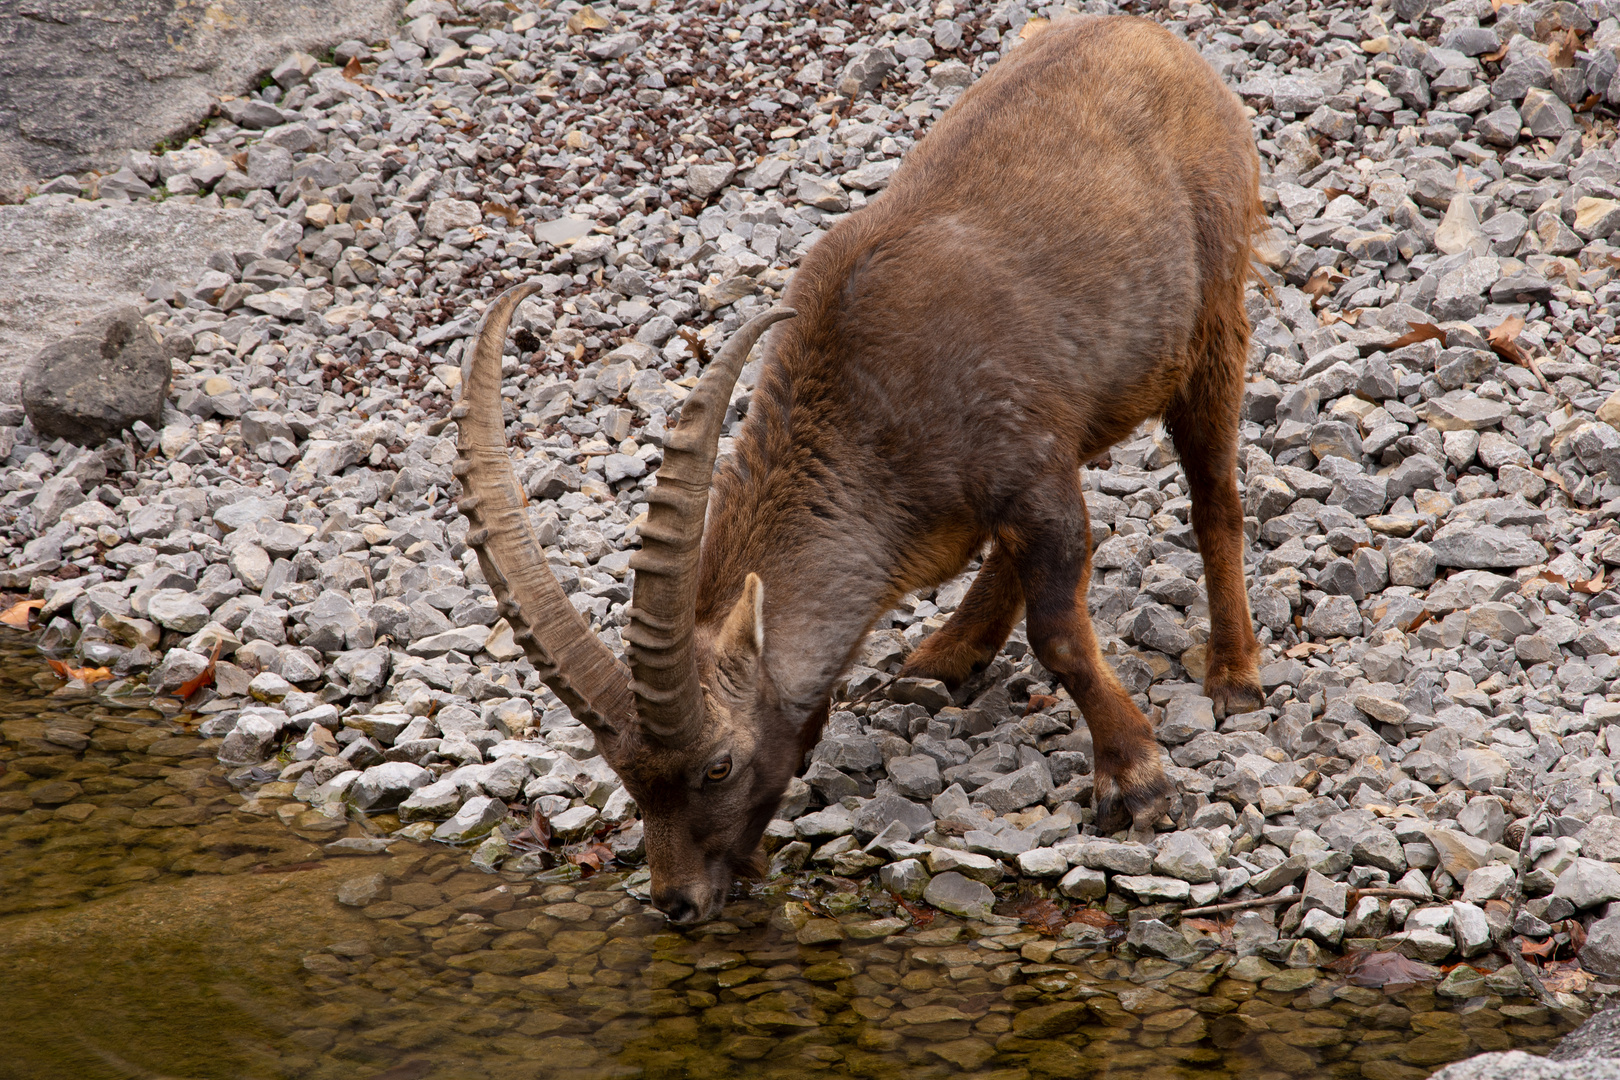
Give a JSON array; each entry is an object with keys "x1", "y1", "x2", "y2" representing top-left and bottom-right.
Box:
[{"x1": 1003, "y1": 487, "x2": 1171, "y2": 843}]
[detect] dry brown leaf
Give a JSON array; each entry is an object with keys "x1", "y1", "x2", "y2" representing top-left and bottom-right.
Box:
[
  {"x1": 1543, "y1": 961, "x2": 1595, "y2": 994},
  {"x1": 0, "y1": 598, "x2": 44, "y2": 628},
  {"x1": 1323, "y1": 186, "x2": 1351, "y2": 200},
  {"x1": 1572, "y1": 567, "x2": 1608, "y2": 595},
  {"x1": 567, "y1": 5, "x2": 609, "y2": 32},
  {"x1": 1520, "y1": 936, "x2": 1557, "y2": 958},
  {"x1": 1018, "y1": 16, "x2": 1050, "y2": 39},
  {"x1": 1015, "y1": 897, "x2": 1068, "y2": 935},
  {"x1": 1489, "y1": 0, "x2": 1522, "y2": 10},
  {"x1": 1488, "y1": 315, "x2": 1529, "y2": 366},
  {"x1": 678, "y1": 327, "x2": 710, "y2": 365},
  {"x1": 482, "y1": 201, "x2": 521, "y2": 226},
  {"x1": 1406, "y1": 610, "x2": 1433, "y2": 633},
  {"x1": 1285, "y1": 641, "x2": 1329, "y2": 658},
  {"x1": 342, "y1": 56, "x2": 363, "y2": 81},
  {"x1": 1069, "y1": 908, "x2": 1121, "y2": 934},
  {"x1": 46, "y1": 658, "x2": 113, "y2": 684},
  {"x1": 1482, "y1": 41, "x2": 1511, "y2": 61},
  {"x1": 175, "y1": 641, "x2": 221, "y2": 700},
  {"x1": 896, "y1": 896, "x2": 935, "y2": 928},
  {"x1": 1576, "y1": 93, "x2": 1601, "y2": 114},
  {"x1": 1303, "y1": 266, "x2": 1346, "y2": 301},
  {"x1": 1388, "y1": 321, "x2": 1448, "y2": 349},
  {"x1": 567, "y1": 841, "x2": 616, "y2": 877},
  {"x1": 1531, "y1": 466, "x2": 1569, "y2": 492},
  {"x1": 1321, "y1": 308, "x2": 1361, "y2": 326},
  {"x1": 1548, "y1": 29, "x2": 1580, "y2": 68}
]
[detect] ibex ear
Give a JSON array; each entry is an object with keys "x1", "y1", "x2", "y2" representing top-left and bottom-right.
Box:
[{"x1": 716, "y1": 572, "x2": 766, "y2": 664}]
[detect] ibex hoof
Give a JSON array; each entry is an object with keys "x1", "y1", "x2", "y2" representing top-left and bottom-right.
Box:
[
  {"x1": 1094, "y1": 767, "x2": 1174, "y2": 840},
  {"x1": 1206, "y1": 672, "x2": 1265, "y2": 719}
]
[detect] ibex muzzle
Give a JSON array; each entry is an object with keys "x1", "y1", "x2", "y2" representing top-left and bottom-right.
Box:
[{"x1": 455, "y1": 17, "x2": 1264, "y2": 925}]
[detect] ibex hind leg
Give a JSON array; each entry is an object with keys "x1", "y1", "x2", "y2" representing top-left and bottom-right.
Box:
[
  {"x1": 1004, "y1": 496, "x2": 1171, "y2": 844},
  {"x1": 1167, "y1": 295, "x2": 1264, "y2": 719},
  {"x1": 896, "y1": 544, "x2": 1024, "y2": 688}
]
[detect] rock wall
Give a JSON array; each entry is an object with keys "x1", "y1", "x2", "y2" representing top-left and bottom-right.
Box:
[
  {"x1": 0, "y1": 0, "x2": 403, "y2": 201},
  {"x1": 0, "y1": 200, "x2": 267, "y2": 398}
]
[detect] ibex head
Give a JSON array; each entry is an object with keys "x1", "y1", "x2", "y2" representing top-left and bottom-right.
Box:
[{"x1": 452, "y1": 283, "x2": 797, "y2": 924}]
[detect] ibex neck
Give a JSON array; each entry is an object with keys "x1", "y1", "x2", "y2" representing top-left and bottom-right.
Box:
[{"x1": 695, "y1": 433, "x2": 894, "y2": 721}]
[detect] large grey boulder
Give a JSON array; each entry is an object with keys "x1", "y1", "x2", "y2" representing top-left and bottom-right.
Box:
[{"x1": 21, "y1": 305, "x2": 168, "y2": 445}]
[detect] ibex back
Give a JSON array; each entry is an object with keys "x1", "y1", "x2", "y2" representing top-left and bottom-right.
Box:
[{"x1": 454, "y1": 16, "x2": 1264, "y2": 924}]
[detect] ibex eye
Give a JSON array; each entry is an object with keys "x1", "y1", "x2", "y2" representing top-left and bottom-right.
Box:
[{"x1": 705, "y1": 760, "x2": 732, "y2": 782}]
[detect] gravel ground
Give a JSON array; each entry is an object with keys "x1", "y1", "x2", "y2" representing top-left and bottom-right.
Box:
[{"x1": 6, "y1": 0, "x2": 1620, "y2": 999}]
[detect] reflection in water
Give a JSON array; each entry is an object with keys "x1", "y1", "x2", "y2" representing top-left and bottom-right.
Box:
[{"x1": 0, "y1": 631, "x2": 1574, "y2": 1079}]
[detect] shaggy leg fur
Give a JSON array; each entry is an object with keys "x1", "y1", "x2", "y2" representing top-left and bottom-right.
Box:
[
  {"x1": 897, "y1": 544, "x2": 1024, "y2": 688},
  {"x1": 1005, "y1": 483, "x2": 1170, "y2": 843}
]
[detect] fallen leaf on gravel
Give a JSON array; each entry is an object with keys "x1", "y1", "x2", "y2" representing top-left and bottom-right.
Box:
[
  {"x1": 1019, "y1": 17, "x2": 1050, "y2": 39},
  {"x1": 342, "y1": 56, "x2": 363, "y2": 80},
  {"x1": 1531, "y1": 467, "x2": 1569, "y2": 492},
  {"x1": 1303, "y1": 266, "x2": 1346, "y2": 301},
  {"x1": 1548, "y1": 29, "x2": 1580, "y2": 68},
  {"x1": 896, "y1": 896, "x2": 935, "y2": 928},
  {"x1": 1069, "y1": 909, "x2": 1120, "y2": 933},
  {"x1": 567, "y1": 842, "x2": 616, "y2": 876},
  {"x1": 1015, "y1": 897, "x2": 1068, "y2": 934},
  {"x1": 567, "y1": 5, "x2": 609, "y2": 32},
  {"x1": 1320, "y1": 308, "x2": 1361, "y2": 326},
  {"x1": 1387, "y1": 321, "x2": 1448, "y2": 348},
  {"x1": 175, "y1": 642, "x2": 221, "y2": 699},
  {"x1": 1488, "y1": 315, "x2": 1529, "y2": 365},
  {"x1": 1542, "y1": 960, "x2": 1595, "y2": 994},
  {"x1": 1520, "y1": 936, "x2": 1557, "y2": 958},
  {"x1": 1285, "y1": 641, "x2": 1329, "y2": 658},
  {"x1": 1572, "y1": 568, "x2": 1607, "y2": 595},
  {"x1": 678, "y1": 328, "x2": 709, "y2": 365},
  {"x1": 46, "y1": 658, "x2": 113, "y2": 684},
  {"x1": 0, "y1": 598, "x2": 43, "y2": 628},
  {"x1": 482, "y1": 201, "x2": 521, "y2": 226}
]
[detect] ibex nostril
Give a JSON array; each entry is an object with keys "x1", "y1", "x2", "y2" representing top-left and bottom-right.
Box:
[{"x1": 652, "y1": 891, "x2": 699, "y2": 925}]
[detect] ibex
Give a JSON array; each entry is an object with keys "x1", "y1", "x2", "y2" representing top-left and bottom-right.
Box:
[{"x1": 452, "y1": 17, "x2": 1264, "y2": 923}]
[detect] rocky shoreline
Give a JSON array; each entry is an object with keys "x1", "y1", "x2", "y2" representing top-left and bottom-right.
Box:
[{"x1": 3, "y1": 0, "x2": 1620, "y2": 1066}]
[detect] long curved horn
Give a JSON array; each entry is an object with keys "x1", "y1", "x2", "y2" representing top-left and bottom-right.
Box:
[
  {"x1": 452, "y1": 282, "x2": 636, "y2": 737},
  {"x1": 624, "y1": 305, "x2": 796, "y2": 743}
]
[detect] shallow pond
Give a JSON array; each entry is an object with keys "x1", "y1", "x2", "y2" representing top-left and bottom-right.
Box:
[{"x1": 0, "y1": 631, "x2": 1581, "y2": 1080}]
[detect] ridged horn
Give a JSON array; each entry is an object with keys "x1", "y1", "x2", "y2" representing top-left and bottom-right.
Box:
[
  {"x1": 624, "y1": 305, "x2": 796, "y2": 743},
  {"x1": 454, "y1": 282, "x2": 636, "y2": 737}
]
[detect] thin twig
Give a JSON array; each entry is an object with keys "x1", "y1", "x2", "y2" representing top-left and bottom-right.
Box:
[
  {"x1": 1507, "y1": 780, "x2": 1563, "y2": 1012},
  {"x1": 1180, "y1": 889, "x2": 1432, "y2": 918}
]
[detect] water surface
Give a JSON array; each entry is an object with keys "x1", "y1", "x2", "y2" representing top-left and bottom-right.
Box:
[{"x1": 0, "y1": 631, "x2": 1577, "y2": 1079}]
